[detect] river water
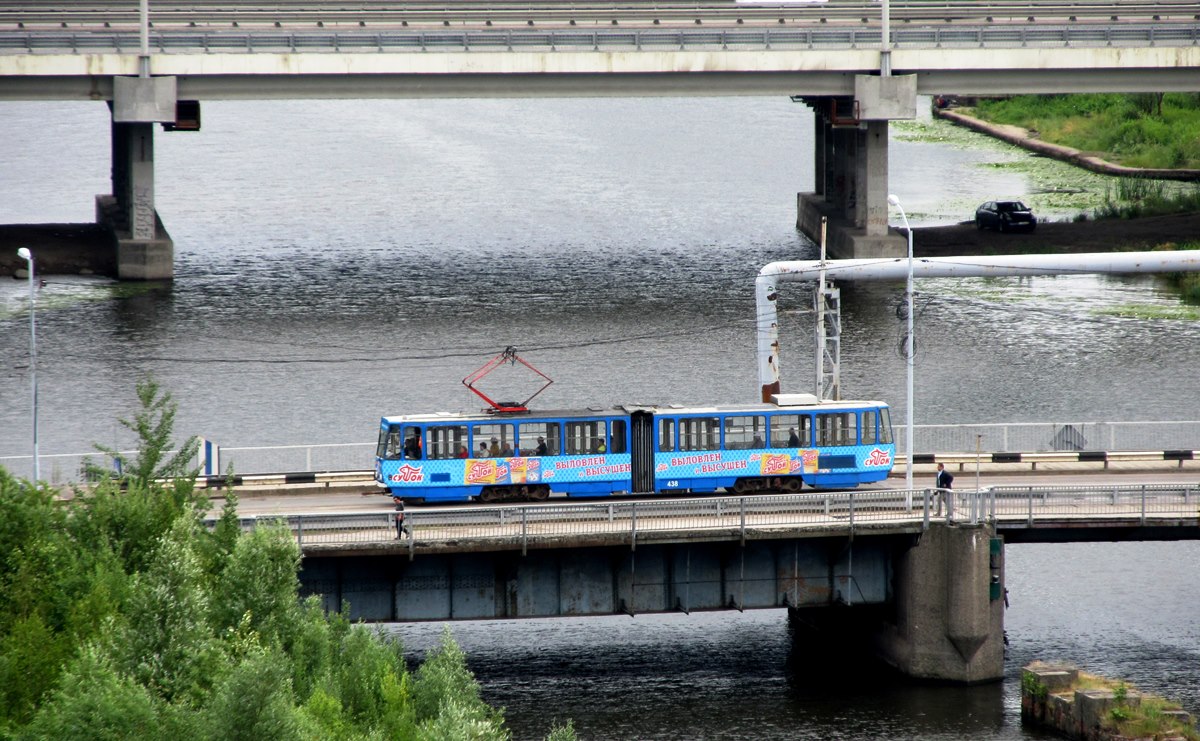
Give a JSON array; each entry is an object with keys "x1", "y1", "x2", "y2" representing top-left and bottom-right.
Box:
[{"x1": 2, "y1": 97, "x2": 1198, "y2": 738}]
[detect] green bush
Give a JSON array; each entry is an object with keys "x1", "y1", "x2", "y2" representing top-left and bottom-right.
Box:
[{"x1": 0, "y1": 379, "x2": 527, "y2": 740}]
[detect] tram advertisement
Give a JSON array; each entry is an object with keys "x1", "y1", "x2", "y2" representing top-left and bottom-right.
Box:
[{"x1": 655, "y1": 449, "x2": 820, "y2": 478}]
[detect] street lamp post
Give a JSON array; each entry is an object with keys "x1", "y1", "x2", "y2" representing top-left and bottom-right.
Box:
[
  {"x1": 886, "y1": 195, "x2": 914, "y2": 502},
  {"x1": 16, "y1": 247, "x2": 38, "y2": 482}
]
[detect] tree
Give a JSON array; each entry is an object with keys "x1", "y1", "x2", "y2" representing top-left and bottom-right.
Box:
[
  {"x1": 84, "y1": 377, "x2": 201, "y2": 490},
  {"x1": 2, "y1": 381, "x2": 529, "y2": 740}
]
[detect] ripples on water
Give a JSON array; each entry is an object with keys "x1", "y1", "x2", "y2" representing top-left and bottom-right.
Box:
[
  {"x1": 3, "y1": 98, "x2": 1200, "y2": 454},
  {"x1": 3, "y1": 98, "x2": 1199, "y2": 739}
]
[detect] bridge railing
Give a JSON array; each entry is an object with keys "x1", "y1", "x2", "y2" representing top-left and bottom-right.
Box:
[
  {"x1": 249, "y1": 488, "x2": 944, "y2": 552},
  {"x1": 981, "y1": 482, "x2": 1200, "y2": 527},
  {"x1": 242, "y1": 483, "x2": 1200, "y2": 552},
  {"x1": 4, "y1": 419, "x2": 1199, "y2": 483},
  {"x1": 0, "y1": 24, "x2": 1195, "y2": 55}
]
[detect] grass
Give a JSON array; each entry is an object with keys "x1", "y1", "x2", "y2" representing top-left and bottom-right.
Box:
[
  {"x1": 971, "y1": 93, "x2": 1200, "y2": 170},
  {"x1": 1090, "y1": 179, "x2": 1200, "y2": 220}
]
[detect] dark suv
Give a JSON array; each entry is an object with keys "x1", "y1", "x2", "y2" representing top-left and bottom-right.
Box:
[{"x1": 975, "y1": 201, "x2": 1037, "y2": 232}]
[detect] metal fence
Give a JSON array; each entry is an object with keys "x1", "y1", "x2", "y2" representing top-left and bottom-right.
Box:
[
  {"x1": 242, "y1": 482, "x2": 1200, "y2": 552},
  {"x1": 4, "y1": 420, "x2": 1198, "y2": 484},
  {"x1": 0, "y1": 23, "x2": 1195, "y2": 54}
]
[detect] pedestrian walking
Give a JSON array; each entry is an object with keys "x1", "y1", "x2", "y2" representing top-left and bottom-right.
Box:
[
  {"x1": 934, "y1": 462, "x2": 953, "y2": 516},
  {"x1": 393, "y1": 496, "x2": 411, "y2": 539}
]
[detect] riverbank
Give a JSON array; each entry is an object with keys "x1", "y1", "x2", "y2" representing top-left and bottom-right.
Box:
[
  {"x1": 910, "y1": 211, "x2": 1200, "y2": 258},
  {"x1": 1, "y1": 223, "x2": 115, "y2": 277}
]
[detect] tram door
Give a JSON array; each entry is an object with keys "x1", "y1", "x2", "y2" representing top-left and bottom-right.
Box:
[{"x1": 630, "y1": 411, "x2": 656, "y2": 493}]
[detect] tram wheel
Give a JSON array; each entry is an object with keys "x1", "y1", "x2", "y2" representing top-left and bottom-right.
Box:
[
  {"x1": 782, "y1": 478, "x2": 803, "y2": 493},
  {"x1": 530, "y1": 485, "x2": 550, "y2": 501},
  {"x1": 733, "y1": 479, "x2": 752, "y2": 495},
  {"x1": 480, "y1": 487, "x2": 500, "y2": 502}
]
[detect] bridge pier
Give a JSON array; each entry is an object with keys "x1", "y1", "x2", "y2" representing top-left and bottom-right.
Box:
[
  {"x1": 872, "y1": 523, "x2": 1006, "y2": 684},
  {"x1": 99, "y1": 76, "x2": 178, "y2": 280},
  {"x1": 796, "y1": 75, "x2": 918, "y2": 259}
]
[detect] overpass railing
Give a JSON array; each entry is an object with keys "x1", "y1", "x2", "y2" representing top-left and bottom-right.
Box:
[
  {"x1": 0, "y1": 24, "x2": 1196, "y2": 55},
  {"x1": 242, "y1": 482, "x2": 1200, "y2": 553},
  {"x1": 4, "y1": 419, "x2": 1199, "y2": 484}
]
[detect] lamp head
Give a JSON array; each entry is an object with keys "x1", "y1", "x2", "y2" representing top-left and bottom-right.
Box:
[
  {"x1": 17, "y1": 247, "x2": 31, "y2": 261},
  {"x1": 887, "y1": 194, "x2": 900, "y2": 207}
]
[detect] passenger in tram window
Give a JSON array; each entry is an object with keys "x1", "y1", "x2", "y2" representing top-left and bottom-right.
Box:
[
  {"x1": 489, "y1": 438, "x2": 501, "y2": 457},
  {"x1": 403, "y1": 431, "x2": 421, "y2": 460},
  {"x1": 594, "y1": 438, "x2": 607, "y2": 454},
  {"x1": 535, "y1": 436, "x2": 548, "y2": 456},
  {"x1": 788, "y1": 428, "x2": 801, "y2": 447},
  {"x1": 752, "y1": 434, "x2": 764, "y2": 448},
  {"x1": 478, "y1": 442, "x2": 490, "y2": 458},
  {"x1": 456, "y1": 445, "x2": 469, "y2": 459},
  {"x1": 500, "y1": 441, "x2": 513, "y2": 457}
]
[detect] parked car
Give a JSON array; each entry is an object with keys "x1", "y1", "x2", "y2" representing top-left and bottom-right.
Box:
[{"x1": 975, "y1": 200, "x2": 1037, "y2": 232}]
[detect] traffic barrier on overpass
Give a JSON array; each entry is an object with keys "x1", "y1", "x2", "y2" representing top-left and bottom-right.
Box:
[
  {"x1": 197, "y1": 470, "x2": 374, "y2": 489},
  {"x1": 907, "y1": 449, "x2": 1197, "y2": 470}
]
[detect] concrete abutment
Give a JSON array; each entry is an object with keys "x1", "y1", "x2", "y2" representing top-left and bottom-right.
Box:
[{"x1": 872, "y1": 524, "x2": 1006, "y2": 684}]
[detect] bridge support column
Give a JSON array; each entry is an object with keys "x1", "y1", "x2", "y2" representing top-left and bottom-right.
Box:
[
  {"x1": 873, "y1": 524, "x2": 1005, "y2": 684},
  {"x1": 796, "y1": 74, "x2": 917, "y2": 259},
  {"x1": 100, "y1": 76, "x2": 177, "y2": 280}
]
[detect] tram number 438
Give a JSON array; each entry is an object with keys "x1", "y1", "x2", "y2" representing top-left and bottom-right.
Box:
[{"x1": 665, "y1": 480, "x2": 679, "y2": 488}]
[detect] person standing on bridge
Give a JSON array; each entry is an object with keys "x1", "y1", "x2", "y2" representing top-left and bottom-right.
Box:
[
  {"x1": 393, "y1": 496, "x2": 410, "y2": 540},
  {"x1": 935, "y1": 463, "x2": 953, "y2": 516}
]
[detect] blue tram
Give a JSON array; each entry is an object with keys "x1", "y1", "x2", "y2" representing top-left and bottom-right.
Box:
[{"x1": 375, "y1": 394, "x2": 895, "y2": 503}]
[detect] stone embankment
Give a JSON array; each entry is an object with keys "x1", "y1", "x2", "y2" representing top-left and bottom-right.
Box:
[
  {"x1": 1022, "y1": 662, "x2": 1197, "y2": 741},
  {"x1": 935, "y1": 108, "x2": 1200, "y2": 182}
]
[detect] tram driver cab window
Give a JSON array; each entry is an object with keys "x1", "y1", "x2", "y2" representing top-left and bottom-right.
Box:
[{"x1": 379, "y1": 425, "x2": 403, "y2": 460}]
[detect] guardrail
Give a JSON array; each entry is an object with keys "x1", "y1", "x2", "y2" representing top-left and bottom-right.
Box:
[
  {"x1": 241, "y1": 483, "x2": 1200, "y2": 555},
  {"x1": 2, "y1": 0, "x2": 1193, "y2": 27},
  {"x1": 0, "y1": 23, "x2": 1195, "y2": 54},
  {"x1": 5, "y1": 419, "x2": 1200, "y2": 484}
]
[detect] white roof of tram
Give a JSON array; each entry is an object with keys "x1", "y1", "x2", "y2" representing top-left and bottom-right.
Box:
[{"x1": 381, "y1": 396, "x2": 888, "y2": 425}]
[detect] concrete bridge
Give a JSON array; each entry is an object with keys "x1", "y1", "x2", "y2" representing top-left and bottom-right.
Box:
[
  {"x1": 2, "y1": 2, "x2": 1199, "y2": 278},
  {"x1": 248, "y1": 482, "x2": 1200, "y2": 684}
]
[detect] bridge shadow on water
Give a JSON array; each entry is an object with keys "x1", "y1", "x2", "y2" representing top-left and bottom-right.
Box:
[{"x1": 392, "y1": 606, "x2": 1014, "y2": 740}]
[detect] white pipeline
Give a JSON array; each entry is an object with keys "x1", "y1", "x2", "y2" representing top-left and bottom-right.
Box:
[{"x1": 755, "y1": 250, "x2": 1200, "y2": 401}]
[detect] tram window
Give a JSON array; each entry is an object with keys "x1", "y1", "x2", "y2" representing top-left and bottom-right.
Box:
[
  {"x1": 566, "y1": 420, "x2": 608, "y2": 455},
  {"x1": 401, "y1": 426, "x2": 423, "y2": 460},
  {"x1": 427, "y1": 424, "x2": 468, "y2": 460},
  {"x1": 770, "y1": 414, "x2": 810, "y2": 447},
  {"x1": 519, "y1": 422, "x2": 560, "y2": 456},
  {"x1": 474, "y1": 423, "x2": 515, "y2": 457},
  {"x1": 659, "y1": 419, "x2": 676, "y2": 452},
  {"x1": 862, "y1": 411, "x2": 878, "y2": 444},
  {"x1": 378, "y1": 425, "x2": 402, "y2": 460},
  {"x1": 610, "y1": 419, "x2": 627, "y2": 454},
  {"x1": 679, "y1": 417, "x2": 720, "y2": 452},
  {"x1": 724, "y1": 415, "x2": 766, "y2": 449},
  {"x1": 879, "y1": 407, "x2": 894, "y2": 444},
  {"x1": 816, "y1": 412, "x2": 857, "y2": 447}
]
